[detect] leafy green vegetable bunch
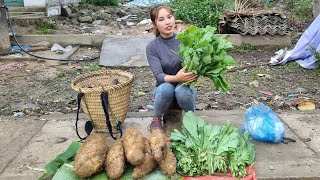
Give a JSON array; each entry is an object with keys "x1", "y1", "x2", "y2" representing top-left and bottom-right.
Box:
[
  {"x1": 169, "y1": 112, "x2": 255, "y2": 177},
  {"x1": 177, "y1": 25, "x2": 237, "y2": 92}
]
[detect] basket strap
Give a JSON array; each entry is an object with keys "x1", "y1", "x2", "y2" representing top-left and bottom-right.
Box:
[
  {"x1": 101, "y1": 92, "x2": 122, "y2": 140},
  {"x1": 75, "y1": 93, "x2": 91, "y2": 140}
]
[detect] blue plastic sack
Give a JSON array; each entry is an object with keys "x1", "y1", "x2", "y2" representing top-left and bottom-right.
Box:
[{"x1": 242, "y1": 102, "x2": 286, "y2": 143}]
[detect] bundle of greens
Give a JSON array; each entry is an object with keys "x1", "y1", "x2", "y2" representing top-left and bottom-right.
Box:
[
  {"x1": 169, "y1": 112, "x2": 255, "y2": 177},
  {"x1": 177, "y1": 25, "x2": 237, "y2": 92}
]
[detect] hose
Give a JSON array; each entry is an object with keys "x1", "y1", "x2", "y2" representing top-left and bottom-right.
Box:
[{"x1": 0, "y1": 5, "x2": 99, "y2": 62}]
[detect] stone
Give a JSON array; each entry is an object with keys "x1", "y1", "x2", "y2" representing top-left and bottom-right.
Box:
[
  {"x1": 61, "y1": 6, "x2": 72, "y2": 17},
  {"x1": 120, "y1": 15, "x2": 130, "y2": 20},
  {"x1": 101, "y1": 13, "x2": 112, "y2": 20},
  {"x1": 68, "y1": 13, "x2": 78, "y2": 18},
  {"x1": 71, "y1": 18, "x2": 80, "y2": 26},
  {"x1": 249, "y1": 80, "x2": 259, "y2": 87},
  {"x1": 93, "y1": 20, "x2": 107, "y2": 26},
  {"x1": 116, "y1": 9, "x2": 126, "y2": 17},
  {"x1": 137, "y1": 19, "x2": 151, "y2": 26},
  {"x1": 78, "y1": 16, "x2": 93, "y2": 23},
  {"x1": 126, "y1": 22, "x2": 135, "y2": 26}
]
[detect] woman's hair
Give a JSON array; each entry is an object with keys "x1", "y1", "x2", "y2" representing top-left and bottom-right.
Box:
[{"x1": 149, "y1": 5, "x2": 174, "y2": 37}]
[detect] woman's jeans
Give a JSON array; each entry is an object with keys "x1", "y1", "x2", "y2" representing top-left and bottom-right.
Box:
[{"x1": 153, "y1": 83, "x2": 197, "y2": 116}]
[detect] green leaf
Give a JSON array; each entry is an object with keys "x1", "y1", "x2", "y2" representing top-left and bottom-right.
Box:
[
  {"x1": 213, "y1": 54, "x2": 224, "y2": 61},
  {"x1": 169, "y1": 129, "x2": 186, "y2": 142},
  {"x1": 206, "y1": 66, "x2": 225, "y2": 75},
  {"x1": 52, "y1": 163, "x2": 82, "y2": 180},
  {"x1": 213, "y1": 75, "x2": 229, "y2": 92},
  {"x1": 202, "y1": 54, "x2": 211, "y2": 65},
  {"x1": 182, "y1": 111, "x2": 199, "y2": 140},
  {"x1": 92, "y1": 172, "x2": 109, "y2": 180},
  {"x1": 223, "y1": 55, "x2": 237, "y2": 66},
  {"x1": 55, "y1": 141, "x2": 82, "y2": 161},
  {"x1": 201, "y1": 31, "x2": 214, "y2": 42},
  {"x1": 208, "y1": 125, "x2": 221, "y2": 141},
  {"x1": 39, "y1": 141, "x2": 82, "y2": 180}
]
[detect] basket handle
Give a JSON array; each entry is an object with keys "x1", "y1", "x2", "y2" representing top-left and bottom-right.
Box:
[
  {"x1": 75, "y1": 93, "x2": 93, "y2": 140},
  {"x1": 101, "y1": 92, "x2": 122, "y2": 140}
]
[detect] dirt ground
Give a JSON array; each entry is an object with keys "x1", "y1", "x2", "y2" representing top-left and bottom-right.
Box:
[
  {"x1": 1, "y1": 6, "x2": 319, "y2": 117},
  {"x1": 1, "y1": 45, "x2": 319, "y2": 117}
]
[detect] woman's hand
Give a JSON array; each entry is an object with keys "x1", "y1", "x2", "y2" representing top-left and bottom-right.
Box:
[
  {"x1": 163, "y1": 66, "x2": 197, "y2": 83},
  {"x1": 175, "y1": 66, "x2": 197, "y2": 83}
]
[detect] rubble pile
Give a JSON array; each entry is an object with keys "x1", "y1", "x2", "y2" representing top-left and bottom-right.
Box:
[
  {"x1": 69, "y1": 4, "x2": 149, "y2": 25},
  {"x1": 225, "y1": 10, "x2": 291, "y2": 35}
]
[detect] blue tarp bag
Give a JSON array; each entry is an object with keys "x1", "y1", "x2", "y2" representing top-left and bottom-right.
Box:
[{"x1": 242, "y1": 102, "x2": 286, "y2": 143}]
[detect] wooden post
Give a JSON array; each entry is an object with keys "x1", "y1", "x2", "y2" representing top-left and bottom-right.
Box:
[
  {"x1": 0, "y1": 0, "x2": 11, "y2": 53},
  {"x1": 314, "y1": 0, "x2": 320, "y2": 18}
]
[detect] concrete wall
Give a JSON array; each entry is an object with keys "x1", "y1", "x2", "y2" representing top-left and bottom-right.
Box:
[
  {"x1": 10, "y1": 34, "x2": 292, "y2": 47},
  {"x1": 24, "y1": 0, "x2": 81, "y2": 7},
  {"x1": 24, "y1": 0, "x2": 46, "y2": 7}
]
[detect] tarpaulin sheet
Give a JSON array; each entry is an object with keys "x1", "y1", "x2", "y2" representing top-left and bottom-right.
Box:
[
  {"x1": 270, "y1": 14, "x2": 320, "y2": 69},
  {"x1": 125, "y1": 0, "x2": 170, "y2": 7}
]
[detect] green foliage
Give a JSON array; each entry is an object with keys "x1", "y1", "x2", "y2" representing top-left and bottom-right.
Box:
[
  {"x1": 232, "y1": 42, "x2": 256, "y2": 54},
  {"x1": 169, "y1": 111, "x2": 255, "y2": 177},
  {"x1": 56, "y1": 72, "x2": 66, "y2": 78},
  {"x1": 177, "y1": 25, "x2": 237, "y2": 92},
  {"x1": 86, "y1": 0, "x2": 121, "y2": 6},
  {"x1": 309, "y1": 45, "x2": 320, "y2": 67},
  {"x1": 283, "y1": 0, "x2": 313, "y2": 20},
  {"x1": 83, "y1": 63, "x2": 101, "y2": 72},
  {"x1": 168, "y1": 0, "x2": 234, "y2": 28},
  {"x1": 36, "y1": 21, "x2": 55, "y2": 34},
  {"x1": 52, "y1": 162, "x2": 179, "y2": 180}
]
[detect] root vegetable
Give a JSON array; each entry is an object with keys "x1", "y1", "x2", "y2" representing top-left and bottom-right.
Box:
[
  {"x1": 123, "y1": 128, "x2": 145, "y2": 166},
  {"x1": 143, "y1": 137, "x2": 152, "y2": 154},
  {"x1": 105, "y1": 139, "x2": 125, "y2": 179},
  {"x1": 74, "y1": 133, "x2": 108, "y2": 178},
  {"x1": 132, "y1": 138, "x2": 157, "y2": 179},
  {"x1": 150, "y1": 129, "x2": 167, "y2": 162},
  {"x1": 158, "y1": 147, "x2": 176, "y2": 176}
]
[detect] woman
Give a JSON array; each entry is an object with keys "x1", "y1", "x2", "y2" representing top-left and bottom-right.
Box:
[{"x1": 146, "y1": 5, "x2": 197, "y2": 132}]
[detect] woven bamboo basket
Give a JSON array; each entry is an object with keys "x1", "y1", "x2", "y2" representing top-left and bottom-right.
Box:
[{"x1": 71, "y1": 70, "x2": 134, "y2": 132}]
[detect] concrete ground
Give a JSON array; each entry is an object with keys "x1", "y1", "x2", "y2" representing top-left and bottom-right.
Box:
[
  {"x1": 1, "y1": 34, "x2": 317, "y2": 179},
  {"x1": 0, "y1": 109, "x2": 319, "y2": 180}
]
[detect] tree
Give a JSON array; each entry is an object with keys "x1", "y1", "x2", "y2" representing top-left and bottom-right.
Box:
[
  {"x1": 0, "y1": 0, "x2": 10, "y2": 52},
  {"x1": 314, "y1": 0, "x2": 320, "y2": 18}
]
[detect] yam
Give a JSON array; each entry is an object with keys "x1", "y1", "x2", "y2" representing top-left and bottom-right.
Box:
[
  {"x1": 74, "y1": 133, "x2": 108, "y2": 178},
  {"x1": 123, "y1": 128, "x2": 145, "y2": 166},
  {"x1": 132, "y1": 138, "x2": 157, "y2": 179},
  {"x1": 143, "y1": 137, "x2": 152, "y2": 154},
  {"x1": 158, "y1": 147, "x2": 176, "y2": 176},
  {"x1": 150, "y1": 129, "x2": 167, "y2": 162},
  {"x1": 105, "y1": 139, "x2": 125, "y2": 179}
]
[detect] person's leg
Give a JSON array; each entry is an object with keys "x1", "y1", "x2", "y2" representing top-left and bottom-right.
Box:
[
  {"x1": 150, "y1": 83, "x2": 175, "y2": 131},
  {"x1": 163, "y1": 97, "x2": 182, "y2": 124},
  {"x1": 153, "y1": 83, "x2": 175, "y2": 116},
  {"x1": 174, "y1": 84, "x2": 197, "y2": 112}
]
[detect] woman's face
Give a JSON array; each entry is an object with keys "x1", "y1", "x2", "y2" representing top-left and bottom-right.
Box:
[{"x1": 155, "y1": 8, "x2": 175, "y2": 38}]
